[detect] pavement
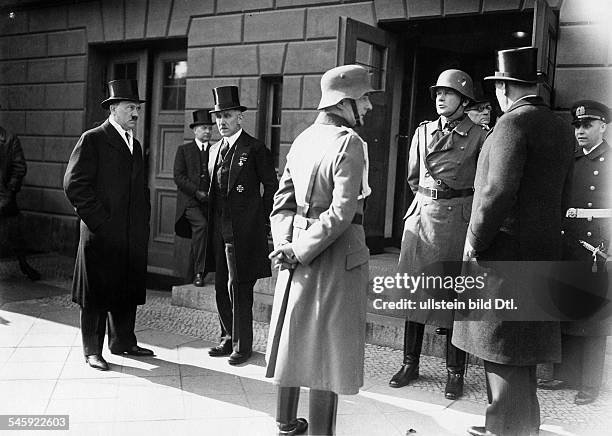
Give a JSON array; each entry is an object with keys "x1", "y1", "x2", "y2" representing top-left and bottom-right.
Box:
[{"x1": 0, "y1": 253, "x2": 611, "y2": 436}]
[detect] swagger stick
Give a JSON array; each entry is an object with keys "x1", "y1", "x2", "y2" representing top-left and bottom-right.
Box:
[{"x1": 265, "y1": 268, "x2": 295, "y2": 378}]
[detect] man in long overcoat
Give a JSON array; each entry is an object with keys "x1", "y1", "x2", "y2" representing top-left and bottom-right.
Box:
[
  {"x1": 265, "y1": 65, "x2": 374, "y2": 436},
  {"x1": 538, "y1": 100, "x2": 611, "y2": 405},
  {"x1": 453, "y1": 47, "x2": 574, "y2": 436},
  {"x1": 204, "y1": 86, "x2": 278, "y2": 365},
  {"x1": 173, "y1": 109, "x2": 214, "y2": 286},
  {"x1": 0, "y1": 124, "x2": 40, "y2": 280},
  {"x1": 64, "y1": 79, "x2": 153, "y2": 371},
  {"x1": 390, "y1": 70, "x2": 487, "y2": 400}
]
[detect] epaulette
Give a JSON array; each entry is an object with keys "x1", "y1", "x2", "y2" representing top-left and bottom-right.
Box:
[{"x1": 419, "y1": 120, "x2": 430, "y2": 126}]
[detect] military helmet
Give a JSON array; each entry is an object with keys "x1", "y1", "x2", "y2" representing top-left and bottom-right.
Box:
[
  {"x1": 317, "y1": 64, "x2": 377, "y2": 110},
  {"x1": 429, "y1": 69, "x2": 475, "y2": 102}
]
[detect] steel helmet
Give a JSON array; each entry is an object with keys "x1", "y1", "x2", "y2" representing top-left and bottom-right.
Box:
[
  {"x1": 429, "y1": 69, "x2": 475, "y2": 102},
  {"x1": 317, "y1": 64, "x2": 377, "y2": 110}
]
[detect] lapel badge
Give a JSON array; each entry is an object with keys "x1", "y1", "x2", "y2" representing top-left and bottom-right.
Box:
[
  {"x1": 236, "y1": 184, "x2": 244, "y2": 193},
  {"x1": 238, "y1": 153, "x2": 248, "y2": 167},
  {"x1": 576, "y1": 106, "x2": 586, "y2": 117}
]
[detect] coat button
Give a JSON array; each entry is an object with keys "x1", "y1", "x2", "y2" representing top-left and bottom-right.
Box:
[
  {"x1": 447, "y1": 206, "x2": 453, "y2": 211},
  {"x1": 561, "y1": 230, "x2": 565, "y2": 235},
  {"x1": 456, "y1": 161, "x2": 461, "y2": 165},
  {"x1": 600, "y1": 157, "x2": 605, "y2": 162},
  {"x1": 590, "y1": 185, "x2": 595, "y2": 191},
  {"x1": 593, "y1": 170, "x2": 599, "y2": 176},
  {"x1": 587, "y1": 217, "x2": 593, "y2": 222},
  {"x1": 425, "y1": 171, "x2": 430, "y2": 177},
  {"x1": 587, "y1": 231, "x2": 592, "y2": 237},
  {"x1": 587, "y1": 202, "x2": 593, "y2": 207},
  {"x1": 460, "y1": 146, "x2": 465, "y2": 150}
]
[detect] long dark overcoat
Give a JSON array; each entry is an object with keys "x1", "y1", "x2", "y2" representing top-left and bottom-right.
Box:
[
  {"x1": 452, "y1": 96, "x2": 574, "y2": 365},
  {"x1": 0, "y1": 126, "x2": 26, "y2": 217},
  {"x1": 204, "y1": 131, "x2": 277, "y2": 282},
  {"x1": 174, "y1": 140, "x2": 209, "y2": 238},
  {"x1": 64, "y1": 120, "x2": 150, "y2": 310}
]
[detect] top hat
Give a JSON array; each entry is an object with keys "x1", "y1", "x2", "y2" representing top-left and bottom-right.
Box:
[
  {"x1": 189, "y1": 109, "x2": 214, "y2": 128},
  {"x1": 101, "y1": 79, "x2": 145, "y2": 108},
  {"x1": 571, "y1": 100, "x2": 610, "y2": 125},
  {"x1": 484, "y1": 47, "x2": 540, "y2": 83},
  {"x1": 209, "y1": 86, "x2": 246, "y2": 113}
]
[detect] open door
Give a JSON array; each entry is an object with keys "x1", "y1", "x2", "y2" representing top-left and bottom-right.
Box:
[
  {"x1": 338, "y1": 17, "x2": 397, "y2": 253},
  {"x1": 532, "y1": 0, "x2": 559, "y2": 105}
]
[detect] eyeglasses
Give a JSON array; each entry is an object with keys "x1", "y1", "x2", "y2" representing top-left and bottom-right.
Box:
[{"x1": 469, "y1": 104, "x2": 492, "y2": 112}]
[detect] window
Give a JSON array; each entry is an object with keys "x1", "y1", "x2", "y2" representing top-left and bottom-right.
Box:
[
  {"x1": 355, "y1": 39, "x2": 385, "y2": 90},
  {"x1": 161, "y1": 60, "x2": 187, "y2": 111},
  {"x1": 259, "y1": 76, "x2": 283, "y2": 169}
]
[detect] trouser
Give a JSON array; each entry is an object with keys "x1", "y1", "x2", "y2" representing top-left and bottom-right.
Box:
[
  {"x1": 277, "y1": 386, "x2": 338, "y2": 435},
  {"x1": 0, "y1": 214, "x2": 27, "y2": 259},
  {"x1": 553, "y1": 334, "x2": 606, "y2": 390},
  {"x1": 403, "y1": 320, "x2": 466, "y2": 372},
  {"x1": 484, "y1": 360, "x2": 539, "y2": 436},
  {"x1": 183, "y1": 206, "x2": 208, "y2": 274},
  {"x1": 211, "y1": 215, "x2": 254, "y2": 354},
  {"x1": 80, "y1": 306, "x2": 137, "y2": 356}
]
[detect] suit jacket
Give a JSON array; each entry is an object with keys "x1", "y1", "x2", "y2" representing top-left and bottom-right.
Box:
[
  {"x1": 0, "y1": 126, "x2": 26, "y2": 217},
  {"x1": 204, "y1": 130, "x2": 278, "y2": 281},
  {"x1": 64, "y1": 120, "x2": 151, "y2": 311},
  {"x1": 173, "y1": 139, "x2": 210, "y2": 238},
  {"x1": 452, "y1": 96, "x2": 574, "y2": 365}
]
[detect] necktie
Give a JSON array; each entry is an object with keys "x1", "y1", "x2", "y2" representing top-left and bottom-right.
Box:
[
  {"x1": 219, "y1": 138, "x2": 229, "y2": 161},
  {"x1": 125, "y1": 132, "x2": 132, "y2": 154}
]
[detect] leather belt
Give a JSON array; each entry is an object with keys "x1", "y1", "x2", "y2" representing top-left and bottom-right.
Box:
[
  {"x1": 418, "y1": 185, "x2": 473, "y2": 200},
  {"x1": 566, "y1": 208, "x2": 612, "y2": 219}
]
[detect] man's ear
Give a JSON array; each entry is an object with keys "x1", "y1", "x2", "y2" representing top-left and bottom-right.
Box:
[{"x1": 496, "y1": 81, "x2": 507, "y2": 96}]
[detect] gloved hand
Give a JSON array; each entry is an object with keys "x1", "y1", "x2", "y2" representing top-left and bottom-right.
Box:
[{"x1": 269, "y1": 243, "x2": 298, "y2": 270}]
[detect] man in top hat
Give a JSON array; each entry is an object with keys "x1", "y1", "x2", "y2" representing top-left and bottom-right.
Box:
[
  {"x1": 204, "y1": 85, "x2": 278, "y2": 365},
  {"x1": 538, "y1": 100, "x2": 611, "y2": 405},
  {"x1": 64, "y1": 79, "x2": 154, "y2": 371},
  {"x1": 389, "y1": 69, "x2": 487, "y2": 401},
  {"x1": 173, "y1": 109, "x2": 216, "y2": 287},
  {"x1": 452, "y1": 47, "x2": 574, "y2": 436}
]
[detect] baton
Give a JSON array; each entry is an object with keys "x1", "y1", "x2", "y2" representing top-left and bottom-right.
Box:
[{"x1": 265, "y1": 268, "x2": 294, "y2": 378}]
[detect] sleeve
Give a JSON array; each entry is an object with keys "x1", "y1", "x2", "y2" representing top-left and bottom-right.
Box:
[
  {"x1": 291, "y1": 133, "x2": 365, "y2": 266},
  {"x1": 63, "y1": 133, "x2": 108, "y2": 232},
  {"x1": 406, "y1": 127, "x2": 421, "y2": 194},
  {"x1": 270, "y1": 156, "x2": 296, "y2": 248},
  {"x1": 7, "y1": 134, "x2": 27, "y2": 192},
  {"x1": 173, "y1": 145, "x2": 198, "y2": 197},
  {"x1": 467, "y1": 116, "x2": 527, "y2": 251},
  {"x1": 255, "y1": 142, "x2": 279, "y2": 222}
]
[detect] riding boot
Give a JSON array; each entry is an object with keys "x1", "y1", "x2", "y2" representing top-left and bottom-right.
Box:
[
  {"x1": 389, "y1": 321, "x2": 423, "y2": 387},
  {"x1": 445, "y1": 331, "x2": 466, "y2": 400},
  {"x1": 308, "y1": 389, "x2": 338, "y2": 436}
]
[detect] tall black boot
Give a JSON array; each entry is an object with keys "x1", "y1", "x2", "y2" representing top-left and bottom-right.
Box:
[
  {"x1": 445, "y1": 331, "x2": 466, "y2": 400},
  {"x1": 18, "y1": 255, "x2": 41, "y2": 281},
  {"x1": 308, "y1": 389, "x2": 338, "y2": 436},
  {"x1": 277, "y1": 386, "x2": 308, "y2": 435},
  {"x1": 389, "y1": 321, "x2": 424, "y2": 388}
]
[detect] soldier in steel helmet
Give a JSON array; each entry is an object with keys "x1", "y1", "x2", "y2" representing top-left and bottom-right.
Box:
[
  {"x1": 389, "y1": 69, "x2": 487, "y2": 400},
  {"x1": 265, "y1": 64, "x2": 376, "y2": 436}
]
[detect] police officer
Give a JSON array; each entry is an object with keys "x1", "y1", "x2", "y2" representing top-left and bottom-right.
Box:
[
  {"x1": 266, "y1": 65, "x2": 374, "y2": 436},
  {"x1": 389, "y1": 70, "x2": 486, "y2": 400},
  {"x1": 538, "y1": 100, "x2": 611, "y2": 405}
]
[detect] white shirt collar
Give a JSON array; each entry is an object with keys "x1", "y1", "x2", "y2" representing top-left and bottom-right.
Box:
[
  {"x1": 223, "y1": 128, "x2": 243, "y2": 148},
  {"x1": 583, "y1": 141, "x2": 603, "y2": 155},
  {"x1": 108, "y1": 116, "x2": 133, "y2": 153},
  {"x1": 194, "y1": 138, "x2": 208, "y2": 151}
]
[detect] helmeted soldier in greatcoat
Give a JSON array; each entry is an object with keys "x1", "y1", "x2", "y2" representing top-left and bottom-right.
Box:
[{"x1": 389, "y1": 69, "x2": 487, "y2": 400}]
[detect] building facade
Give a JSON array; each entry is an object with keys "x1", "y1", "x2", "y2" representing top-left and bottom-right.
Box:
[{"x1": 0, "y1": 0, "x2": 609, "y2": 276}]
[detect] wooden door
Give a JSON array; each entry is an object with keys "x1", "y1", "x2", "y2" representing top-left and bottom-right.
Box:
[
  {"x1": 338, "y1": 17, "x2": 397, "y2": 253},
  {"x1": 147, "y1": 50, "x2": 187, "y2": 275},
  {"x1": 532, "y1": 0, "x2": 559, "y2": 105}
]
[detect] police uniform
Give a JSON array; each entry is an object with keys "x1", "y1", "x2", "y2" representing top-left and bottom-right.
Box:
[{"x1": 543, "y1": 100, "x2": 611, "y2": 404}]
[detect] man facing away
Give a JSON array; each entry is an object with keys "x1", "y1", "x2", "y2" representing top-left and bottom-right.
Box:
[{"x1": 64, "y1": 79, "x2": 154, "y2": 371}]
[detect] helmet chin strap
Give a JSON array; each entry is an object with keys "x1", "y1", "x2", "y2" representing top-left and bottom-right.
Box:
[
  {"x1": 445, "y1": 99, "x2": 464, "y2": 121},
  {"x1": 350, "y1": 99, "x2": 362, "y2": 127}
]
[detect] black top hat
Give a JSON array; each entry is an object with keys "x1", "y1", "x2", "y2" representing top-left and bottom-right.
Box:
[
  {"x1": 209, "y1": 86, "x2": 246, "y2": 113},
  {"x1": 484, "y1": 47, "x2": 540, "y2": 84},
  {"x1": 571, "y1": 100, "x2": 610, "y2": 125},
  {"x1": 189, "y1": 109, "x2": 214, "y2": 128},
  {"x1": 101, "y1": 79, "x2": 145, "y2": 108}
]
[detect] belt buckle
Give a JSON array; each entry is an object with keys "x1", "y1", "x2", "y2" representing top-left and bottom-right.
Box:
[{"x1": 430, "y1": 188, "x2": 438, "y2": 200}]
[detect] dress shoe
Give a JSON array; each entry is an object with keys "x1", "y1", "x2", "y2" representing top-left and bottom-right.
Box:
[
  {"x1": 467, "y1": 426, "x2": 496, "y2": 436},
  {"x1": 389, "y1": 363, "x2": 419, "y2": 388},
  {"x1": 445, "y1": 371, "x2": 464, "y2": 400},
  {"x1": 435, "y1": 327, "x2": 448, "y2": 335},
  {"x1": 111, "y1": 345, "x2": 154, "y2": 356},
  {"x1": 574, "y1": 387, "x2": 599, "y2": 405},
  {"x1": 85, "y1": 354, "x2": 109, "y2": 371},
  {"x1": 194, "y1": 272, "x2": 205, "y2": 287},
  {"x1": 537, "y1": 379, "x2": 569, "y2": 390},
  {"x1": 19, "y1": 259, "x2": 41, "y2": 281},
  {"x1": 208, "y1": 341, "x2": 232, "y2": 357},
  {"x1": 278, "y1": 418, "x2": 308, "y2": 435},
  {"x1": 228, "y1": 351, "x2": 252, "y2": 365}
]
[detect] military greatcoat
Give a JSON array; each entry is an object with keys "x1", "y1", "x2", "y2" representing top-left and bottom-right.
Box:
[
  {"x1": 399, "y1": 116, "x2": 486, "y2": 328},
  {"x1": 266, "y1": 112, "x2": 370, "y2": 395}
]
